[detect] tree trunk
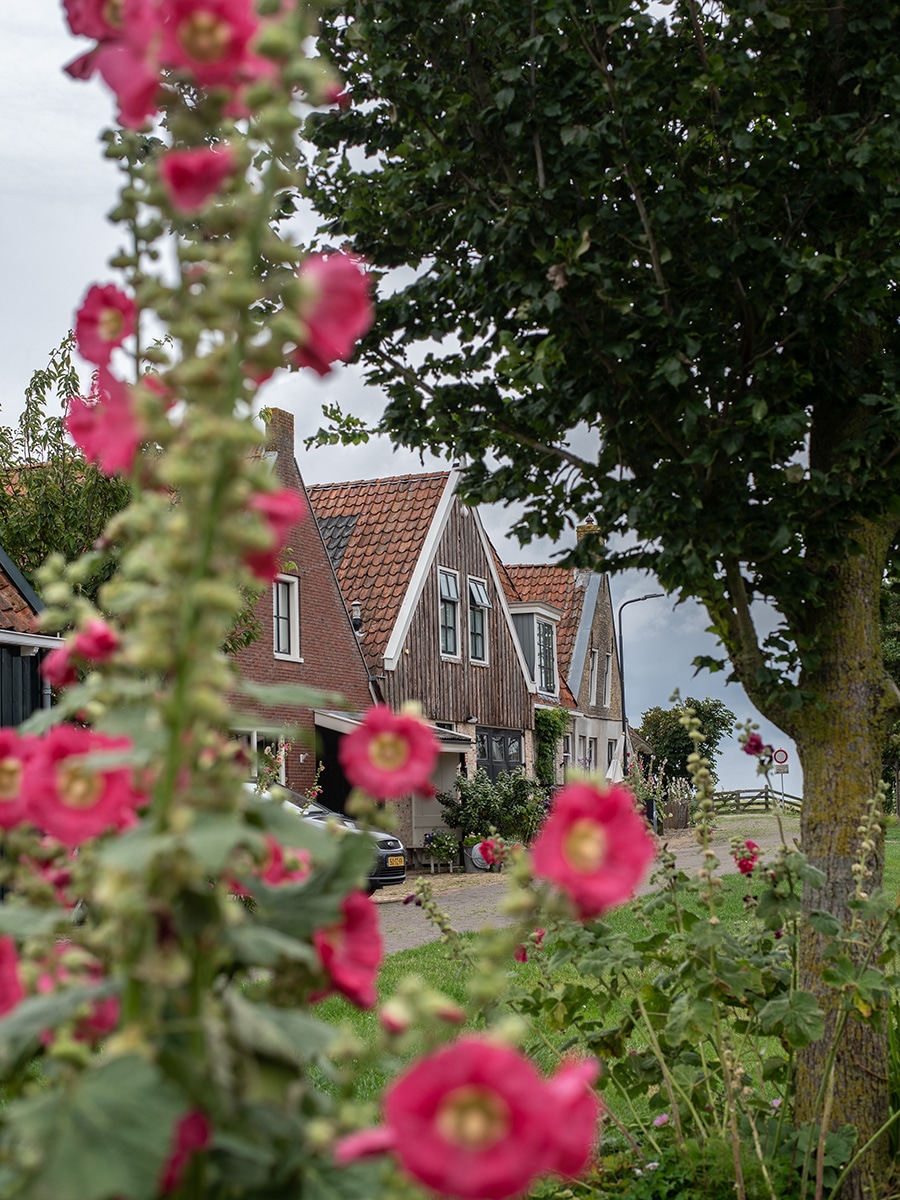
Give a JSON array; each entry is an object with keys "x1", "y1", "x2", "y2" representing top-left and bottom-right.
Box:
[{"x1": 794, "y1": 517, "x2": 896, "y2": 1198}]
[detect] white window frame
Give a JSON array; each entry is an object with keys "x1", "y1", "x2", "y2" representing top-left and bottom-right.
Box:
[
  {"x1": 468, "y1": 576, "x2": 491, "y2": 665},
  {"x1": 439, "y1": 568, "x2": 461, "y2": 659},
  {"x1": 273, "y1": 574, "x2": 301, "y2": 661},
  {"x1": 588, "y1": 649, "x2": 599, "y2": 706},
  {"x1": 607, "y1": 738, "x2": 618, "y2": 767},
  {"x1": 536, "y1": 617, "x2": 557, "y2": 694},
  {"x1": 603, "y1": 651, "x2": 613, "y2": 708},
  {"x1": 588, "y1": 738, "x2": 598, "y2": 771},
  {"x1": 235, "y1": 729, "x2": 287, "y2": 785}
]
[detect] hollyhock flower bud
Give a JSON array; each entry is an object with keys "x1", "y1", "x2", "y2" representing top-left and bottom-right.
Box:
[
  {"x1": 530, "y1": 782, "x2": 656, "y2": 920},
  {"x1": 0, "y1": 937, "x2": 25, "y2": 1016},
  {"x1": 24, "y1": 725, "x2": 146, "y2": 848},
  {"x1": 335, "y1": 1036, "x2": 601, "y2": 1200},
  {"x1": 312, "y1": 891, "x2": 383, "y2": 1009},
  {"x1": 338, "y1": 705, "x2": 438, "y2": 800},
  {"x1": 379, "y1": 997, "x2": 413, "y2": 1035},
  {"x1": 66, "y1": 369, "x2": 142, "y2": 476},
  {"x1": 159, "y1": 1110, "x2": 212, "y2": 1194},
  {"x1": 292, "y1": 253, "x2": 373, "y2": 377},
  {"x1": 75, "y1": 283, "x2": 135, "y2": 366},
  {"x1": 245, "y1": 488, "x2": 306, "y2": 581},
  {"x1": 160, "y1": 145, "x2": 237, "y2": 213},
  {"x1": 35, "y1": 943, "x2": 120, "y2": 1044},
  {"x1": 0, "y1": 730, "x2": 35, "y2": 830}
]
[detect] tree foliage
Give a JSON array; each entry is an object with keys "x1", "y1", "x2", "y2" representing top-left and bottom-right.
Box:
[
  {"x1": 304, "y1": 0, "x2": 900, "y2": 1178},
  {"x1": 0, "y1": 335, "x2": 131, "y2": 603},
  {"x1": 638, "y1": 697, "x2": 735, "y2": 784}
]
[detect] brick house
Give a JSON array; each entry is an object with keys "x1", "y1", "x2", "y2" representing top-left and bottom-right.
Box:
[
  {"x1": 308, "y1": 470, "x2": 537, "y2": 848},
  {"x1": 230, "y1": 409, "x2": 376, "y2": 805},
  {"x1": 0, "y1": 545, "x2": 60, "y2": 725}
]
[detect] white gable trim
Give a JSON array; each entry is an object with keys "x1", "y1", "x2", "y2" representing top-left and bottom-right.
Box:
[
  {"x1": 567, "y1": 572, "x2": 601, "y2": 694},
  {"x1": 471, "y1": 516, "x2": 538, "y2": 695},
  {"x1": 383, "y1": 471, "x2": 459, "y2": 671}
]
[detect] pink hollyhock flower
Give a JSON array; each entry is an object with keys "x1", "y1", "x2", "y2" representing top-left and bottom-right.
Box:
[
  {"x1": 159, "y1": 1110, "x2": 212, "y2": 1194},
  {"x1": 158, "y1": 0, "x2": 260, "y2": 89},
  {"x1": 478, "y1": 839, "x2": 499, "y2": 866},
  {"x1": 160, "y1": 145, "x2": 237, "y2": 213},
  {"x1": 0, "y1": 730, "x2": 35, "y2": 831},
  {"x1": 73, "y1": 619, "x2": 120, "y2": 662},
  {"x1": 245, "y1": 488, "x2": 306, "y2": 581},
  {"x1": 0, "y1": 937, "x2": 25, "y2": 1016},
  {"x1": 35, "y1": 943, "x2": 120, "y2": 1043},
  {"x1": 742, "y1": 732, "x2": 767, "y2": 756},
  {"x1": 542, "y1": 1058, "x2": 602, "y2": 1178},
  {"x1": 24, "y1": 726, "x2": 146, "y2": 848},
  {"x1": 734, "y1": 840, "x2": 760, "y2": 875},
  {"x1": 66, "y1": 369, "x2": 142, "y2": 476},
  {"x1": 313, "y1": 890, "x2": 383, "y2": 1009},
  {"x1": 259, "y1": 835, "x2": 310, "y2": 885},
  {"x1": 63, "y1": 0, "x2": 124, "y2": 39},
  {"x1": 75, "y1": 284, "x2": 135, "y2": 367},
  {"x1": 530, "y1": 782, "x2": 656, "y2": 920},
  {"x1": 292, "y1": 253, "x2": 374, "y2": 377},
  {"x1": 336, "y1": 1036, "x2": 600, "y2": 1200},
  {"x1": 338, "y1": 705, "x2": 438, "y2": 800},
  {"x1": 41, "y1": 645, "x2": 78, "y2": 688}
]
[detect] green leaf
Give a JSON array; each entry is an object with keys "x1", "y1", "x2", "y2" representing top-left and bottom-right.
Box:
[
  {"x1": 100, "y1": 813, "x2": 261, "y2": 875},
  {"x1": 758, "y1": 991, "x2": 825, "y2": 1048},
  {"x1": 0, "y1": 905, "x2": 72, "y2": 939},
  {"x1": 2, "y1": 1056, "x2": 185, "y2": 1200},
  {"x1": 224, "y1": 924, "x2": 319, "y2": 968},
  {"x1": 236, "y1": 682, "x2": 348, "y2": 710},
  {"x1": 0, "y1": 984, "x2": 121, "y2": 1073},
  {"x1": 224, "y1": 990, "x2": 337, "y2": 1065}
]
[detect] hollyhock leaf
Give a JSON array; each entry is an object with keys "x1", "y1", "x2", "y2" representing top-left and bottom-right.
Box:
[
  {"x1": 223, "y1": 990, "x2": 337, "y2": 1064},
  {"x1": 100, "y1": 814, "x2": 261, "y2": 875},
  {"x1": 0, "y1": 983, "x2": 120, "y2": 1073},
  {"x1": 0, "y1": 906, "x2": 70, "y2": 939},
  {"x1": 758, "y1": 991, "x2": 825, "y2": 1049},
  {"x1": 251, "y1": 835, "x2": 375, "y2": 941},
  {"x1": 236, "y1": 682, "x2": 345, "y2": 709},
  {"x1": 244, "y1": 796, "x2": 332, "y2": 853},
  {"x1": 224, "y1": 924, "x2": 319, "y2": 969},
  {"x1": 1, "y1": 1055, "x2": 184, "y2": 1200}
]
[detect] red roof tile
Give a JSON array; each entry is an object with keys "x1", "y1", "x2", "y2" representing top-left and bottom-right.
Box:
[
  {"x1": 504, "y1": 564, "x2": 580, "y2": 682},
  {"x1": 308, "y1": 473, "x2": 450, "y2": 673}
]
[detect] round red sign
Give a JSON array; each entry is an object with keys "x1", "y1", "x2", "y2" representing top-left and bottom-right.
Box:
[{"x1": 772, "y1": 748, "x2": 788, "y2": 765}]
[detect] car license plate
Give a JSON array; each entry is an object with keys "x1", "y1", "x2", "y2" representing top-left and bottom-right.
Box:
[{"x1": 387, "y1": 855, "x2": 405, "y2": 868}]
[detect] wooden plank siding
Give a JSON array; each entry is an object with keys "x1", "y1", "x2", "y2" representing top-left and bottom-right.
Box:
[{"x1": 381, "y1": 505, "x2": 533, "y2": 732}]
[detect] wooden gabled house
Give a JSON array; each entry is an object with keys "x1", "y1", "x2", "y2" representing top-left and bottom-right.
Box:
[
  {"x1": 308, "y1": 470, "x2": 537, "y2": 847},
  {"x1": 0, "y1": 545, "x2": 60, "y2": 725}
]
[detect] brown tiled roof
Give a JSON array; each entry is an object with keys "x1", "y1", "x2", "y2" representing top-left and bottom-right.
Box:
[
  {"x1": 307, "y1": 473, "x2": 450, "y2": 672},
  {"x1": 504, "y1": 565, "x2": 580, "y2": 680},
  {"x1": 0, "y1": 567, "x2": 38, "y2": 633}
]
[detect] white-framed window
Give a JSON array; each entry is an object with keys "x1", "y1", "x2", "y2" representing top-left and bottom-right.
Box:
[
  {"x1": 607, "y1": 738, "x2": 618, "y2": 767},
  {"x1": 536, "y1": 618, "x2": 556, "y2": 693},
  {"x1": 234, "y1": 729, "x2": 287, "y2": 785},
  {"x1": 562, "y1": 734, "x2": 572, "y2": 773},
  {"x1": 588, "y1": 649, "x2": 599, "y2": 706},
  {"x1": 603, "y1": 651, "x2": 613, "y2": 708},
  {"x1": 588, "y1": 738, "x2": 598, "y2": 770},
  {"x1": 468, "y1": 576, "x2": 491, "y2": 663},
  {"x1": 439, "y1": 568, "x2": 460, "y2": 657},
  {"x1": 578, "y1": 735, "x2": 587, "y2": 767},
  {"x1": 273, "y1": 574, "x2": 301, "y2": 660}
]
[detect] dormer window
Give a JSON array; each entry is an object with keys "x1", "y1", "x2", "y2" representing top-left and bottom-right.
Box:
[
  {"x1": 536, "y1": 619, "x2": 556, "y2": 692},
  {"x1": 439, "y1": 569, "x2": 460, "y2": 657}
]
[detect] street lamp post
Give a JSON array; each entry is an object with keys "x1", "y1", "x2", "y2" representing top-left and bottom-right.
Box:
[{"x1": 617, "y1": 592, "x2": 665, "y2": 828}]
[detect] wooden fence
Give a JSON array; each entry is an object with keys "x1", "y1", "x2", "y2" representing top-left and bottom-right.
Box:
[{"x1": 713, "y1": 786, "x2": 802, "y2": 813}]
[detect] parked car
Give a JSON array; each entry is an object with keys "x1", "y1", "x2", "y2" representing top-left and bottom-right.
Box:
[{"x1": 253, "y1": 783, "x2": 407, "y2": 892}]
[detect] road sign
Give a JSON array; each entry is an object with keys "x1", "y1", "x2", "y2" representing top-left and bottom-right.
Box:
[
  {"x1": 773, "y1": 764, "x2": 789, "y2": 775},
  {"x1": 772, "y1": 748, "x2": 789, "y2": 765}
]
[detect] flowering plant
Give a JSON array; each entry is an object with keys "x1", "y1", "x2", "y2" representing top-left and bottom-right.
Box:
[{"x1": 423, "y1": 829, "x2": 459, "y2": 863}]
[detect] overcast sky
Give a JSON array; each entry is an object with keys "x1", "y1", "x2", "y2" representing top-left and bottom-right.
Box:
[{"x1": 0, "y1": 9, "x2": 801, "y2": 793}]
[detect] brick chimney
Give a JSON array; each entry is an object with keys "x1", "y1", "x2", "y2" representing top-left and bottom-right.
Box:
[{"x1": 264, "y1": 407, "x2": 294, "y2": 457}]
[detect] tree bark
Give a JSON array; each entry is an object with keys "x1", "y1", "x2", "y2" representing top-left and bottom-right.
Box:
[{"x1": 793, "y1": 515, "x2": 898, "y2": 1198}]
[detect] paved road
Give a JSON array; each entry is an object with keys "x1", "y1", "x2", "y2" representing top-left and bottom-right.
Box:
[{"x1": 373, "y1": 812, "x2": 802, "y2": 954}]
